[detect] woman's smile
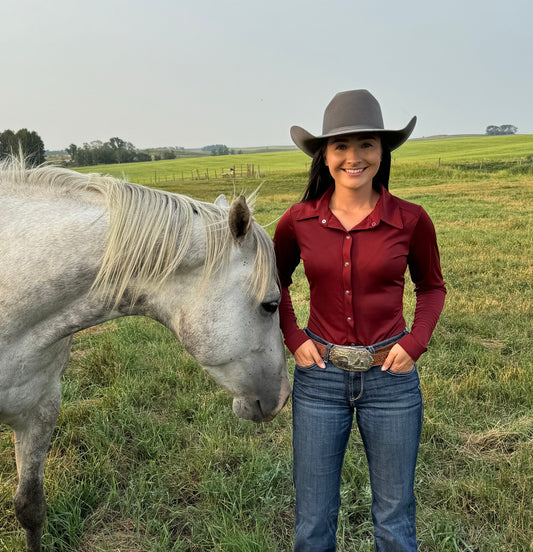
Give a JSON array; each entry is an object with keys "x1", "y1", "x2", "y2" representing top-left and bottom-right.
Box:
[{"x1": 343, "y1": 167, "x2": 366, "y2": 175}]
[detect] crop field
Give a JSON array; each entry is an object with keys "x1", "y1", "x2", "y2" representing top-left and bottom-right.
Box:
[{"x1": 1, "y1": 135, "x2": 532, "y2": 551}]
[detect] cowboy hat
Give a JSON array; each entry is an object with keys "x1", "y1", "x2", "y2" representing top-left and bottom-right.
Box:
[{"x1": 290, "y1": 89, "x2": 417, "y2": 157}]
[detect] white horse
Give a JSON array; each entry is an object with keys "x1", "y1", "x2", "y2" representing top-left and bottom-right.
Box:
[{"x1": 0, "y1": 159, "x2": 290, "y2": 552}]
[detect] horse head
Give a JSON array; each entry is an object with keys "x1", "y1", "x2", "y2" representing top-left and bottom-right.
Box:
[{"x1": 141, "y1": 195, "x2": 291, "y2": 422}]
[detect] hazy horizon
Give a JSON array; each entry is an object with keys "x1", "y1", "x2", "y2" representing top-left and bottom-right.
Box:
[{"x1": 2, "y1": 0, "x2": 532, "y2": 152}]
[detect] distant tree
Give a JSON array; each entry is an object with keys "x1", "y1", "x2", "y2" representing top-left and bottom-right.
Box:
[
  {"x1": 500, "y1": 124, "x2": 518, "y2": 135},
  {"x1": 20, "y1": 129, "x2": 46, "y2": 165},
  {"x1": 486, "y1": 124, "x2": 518, "y2": 136},
  {"x1": 109, "y1": 137, "x2": 126, "y2": 163},
  {"x1": 65, "y1": 143, "x2": 78, "y2": 160},
  {"x1": 65, "y1": 137, "x2": 138, "y2": 166},
  {"x1": 0, "y1": 129, "x2": 17, "y2": 158},
  {"x1": 135, "y1": 152, "x2": 152, "y2": 162},
  {"x1": 213, "y1": 145, "x2": 229, "y2": 156},
  {"x1": 0, "y1": 128, "x2": 45, "y2": 165},
  {"x1": 161, "y1": 149, "x2": 176, "y2": 160},
  {"x1": 203, "y1": 144, "x2": 229, "y2": 155}
]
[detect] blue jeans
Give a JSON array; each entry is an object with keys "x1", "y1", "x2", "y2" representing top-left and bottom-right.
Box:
[{"x1": 293, "y1": 331, "x2": 423, "y2": 552}]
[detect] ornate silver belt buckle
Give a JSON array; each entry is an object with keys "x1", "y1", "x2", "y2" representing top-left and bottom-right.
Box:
[{"x1": 329, "y1": 345, "x2": 373, "y2": 372}]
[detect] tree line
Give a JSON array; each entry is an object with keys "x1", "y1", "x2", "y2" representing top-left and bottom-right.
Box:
[
  {"x1": 202, "y1": 144, "x2": 243, "y2": 156},
  {"x1": 66, "y1": 137, "x2": 154, "y2": 166},
  {"x1": 0, "y1": 129, "x2": 46, "y2": 165},
  {"x1": 486, "y1": 125, "x2": 518, "y2": 136},
  {"x1": 65, "y1": 139, "x2": 194, "y2": 166}
]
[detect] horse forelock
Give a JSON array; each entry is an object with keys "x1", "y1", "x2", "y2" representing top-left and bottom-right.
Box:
[{"x1": 0, "y1": 158, "x2": 275, "y2": 307}]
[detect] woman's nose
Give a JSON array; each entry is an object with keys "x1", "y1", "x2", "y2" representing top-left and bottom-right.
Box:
[{"x1": 345, "y1": 147, "x2": 360, "y2": 164}]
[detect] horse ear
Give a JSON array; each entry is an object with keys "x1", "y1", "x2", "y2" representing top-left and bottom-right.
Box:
[
  {"x1": 215, "y1": 194, "x2": 229, "y2": 207},
  {"x1": 229, "y1": 195, "x2": 252, "y2": 244}
]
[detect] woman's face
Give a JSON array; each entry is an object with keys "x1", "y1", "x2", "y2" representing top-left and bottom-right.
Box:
[{"x1": 324, "y1": 133, "x2": 382, "y2": 193}]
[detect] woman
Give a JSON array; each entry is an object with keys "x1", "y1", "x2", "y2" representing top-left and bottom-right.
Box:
[{"x1": 274, "y1": 90, "x2": 446, "y2": 551}]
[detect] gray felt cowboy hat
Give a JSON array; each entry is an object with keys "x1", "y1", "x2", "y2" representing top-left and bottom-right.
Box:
[{"x1": 291, "y1": 89, "x2": 417, "y2": 157}]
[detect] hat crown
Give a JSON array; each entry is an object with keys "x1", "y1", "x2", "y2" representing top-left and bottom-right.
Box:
[{"x1": 322, "y1": 89, "x2": 384, "y2": 135}]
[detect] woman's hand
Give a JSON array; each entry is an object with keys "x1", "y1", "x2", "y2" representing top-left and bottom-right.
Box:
[
  {"x1": 294, "y1": 340, "x2": 326, "y2": 369},
  {"x1": 381, "y1": 344, "x2": 415, "y2": 373}
]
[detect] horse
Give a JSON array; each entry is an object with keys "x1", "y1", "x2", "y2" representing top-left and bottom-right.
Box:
[{"x1": 0, "y1": 158, "x2": 291, "y2": 552}]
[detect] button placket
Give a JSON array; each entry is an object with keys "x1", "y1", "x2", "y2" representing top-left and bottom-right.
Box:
[{"x1": 342, "y1": 232, "x2": 355, "y2": 336}]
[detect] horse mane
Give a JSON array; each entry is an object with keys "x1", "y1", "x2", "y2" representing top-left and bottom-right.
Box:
[{"x1": 0, "y1": 157, "x2": 275, "y2": 307}]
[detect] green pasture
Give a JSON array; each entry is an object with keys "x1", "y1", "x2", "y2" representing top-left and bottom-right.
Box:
[
  {"x1": 396, "y1": 134, "x2": 533, "y2": 162},
  {"x1": 72, "y1": 134, "x2": 533, "y2": 187},
  {"x1": 74, "y1": 151, "x2": 311, "y2": 185},
  {"x1": 1, "y1": 137, "x2": 532, "y2": 551}
]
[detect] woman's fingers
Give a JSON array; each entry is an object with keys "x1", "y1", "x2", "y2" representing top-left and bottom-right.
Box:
[{"x1": 294, "y1": 340, "x2": 326, "y2": 368}]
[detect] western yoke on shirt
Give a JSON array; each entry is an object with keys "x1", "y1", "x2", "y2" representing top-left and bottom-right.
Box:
[{"x1": 273, "y1": 185, "x2": 446, "y2": 362}]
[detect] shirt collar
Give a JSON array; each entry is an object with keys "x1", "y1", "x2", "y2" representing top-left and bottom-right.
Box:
[
  {"x1": 295, "y1": 185, "x2": 404, "y2": 230},
  {"x1": 379, "y1": 187, "x2": 404, "y2": 229}
]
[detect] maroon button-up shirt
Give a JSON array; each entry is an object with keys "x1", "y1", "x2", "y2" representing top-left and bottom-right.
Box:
[{"x1": 273, "y1": 185, "x2": 446, "y2": 361}]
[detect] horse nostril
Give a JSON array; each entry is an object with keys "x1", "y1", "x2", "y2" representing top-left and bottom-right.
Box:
[{"x1": 256, "y1": 399, "x2": 268, "y2": 421}]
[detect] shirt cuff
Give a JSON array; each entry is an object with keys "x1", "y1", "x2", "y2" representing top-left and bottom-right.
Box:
[
  {"x1": 397, "y1": 334, "x2": 427, "y2": 362},
  {"x1": 284, "y1": 329, "x2": 310, "y2": 355}
]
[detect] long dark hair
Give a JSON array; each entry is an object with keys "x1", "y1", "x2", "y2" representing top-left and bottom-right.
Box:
[{"x1": 301, "y1": 140, "x2": 392, "y2": 202}]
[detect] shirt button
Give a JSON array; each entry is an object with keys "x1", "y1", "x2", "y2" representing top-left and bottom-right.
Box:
[
  {"x1": 322, "y1": 219, "x2": 326, "y2": 224},
  {"x1": 347, "y1": 317, "x2": 352, "y2": 322},
  {"x1": 371, "y1": 221, "x2": 377, "y2": 227},
  {"x1": 344, "y1": 261, "x2": 349, "y2": 267},
  {"x1": 345, "y1": 290, "x2": 350, "y2": 295},
  {"x1": 346, "y1": 235, "x2": 351, "y2": 240}
]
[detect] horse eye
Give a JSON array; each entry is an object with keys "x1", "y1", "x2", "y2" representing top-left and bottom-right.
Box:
[{"x1": 261, "y1": 301, "x2": 279, "y2": 314}]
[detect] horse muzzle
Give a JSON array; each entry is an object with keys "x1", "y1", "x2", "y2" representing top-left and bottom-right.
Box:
[{"x1": 232, "y1": 375, "x2": 291, "y2": 422}]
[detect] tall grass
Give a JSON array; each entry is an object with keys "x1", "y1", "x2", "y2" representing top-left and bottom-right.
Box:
[{"x1": 1, "y1": 139, "x2": 532, "y2": 551}]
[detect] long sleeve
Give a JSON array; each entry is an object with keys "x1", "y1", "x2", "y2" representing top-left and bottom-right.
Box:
[
  {"x1": 273, "y1": 209, "x2": 309, "y2": 353},
  {"x1": 398, "y1": 208, "x2": 446, "y2": 361}
]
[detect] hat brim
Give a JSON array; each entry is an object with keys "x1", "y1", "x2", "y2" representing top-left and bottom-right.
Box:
[{"x1": 290, "y1": 116, "x2": 417, "y2": 157}]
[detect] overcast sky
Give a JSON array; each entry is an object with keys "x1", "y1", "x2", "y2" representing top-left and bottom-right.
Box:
[{"x1": 2, "y1": 0, "x2": 531, "y2": 151}]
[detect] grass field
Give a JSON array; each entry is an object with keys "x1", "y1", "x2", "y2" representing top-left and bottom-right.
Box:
[
  {"x1": 71, "y1": 134, "x2": 533, "y2": 186},
  {"x1": 1, "y1": 136, "x2": 532, "y2": 551}
]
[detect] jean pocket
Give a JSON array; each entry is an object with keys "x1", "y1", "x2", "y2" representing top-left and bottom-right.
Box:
[
  {"x1": 385, "y1": 363, "x2": 417, "y2": 377},
  {"x1": 295, "y1": 362, "x2": 319, "y2": 371}
]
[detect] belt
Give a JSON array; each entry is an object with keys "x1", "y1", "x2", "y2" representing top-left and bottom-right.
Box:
[{"x1": 311, "y1": 339, "x2": 395, "y2": 372}]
